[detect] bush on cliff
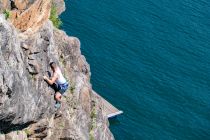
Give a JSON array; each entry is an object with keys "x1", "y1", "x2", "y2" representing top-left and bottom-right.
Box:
[
  {"x1": 50, "y1": 5, "x2": 62, "y2": 28},
  {"x1": 3, "y1": 9, "x2": 10, "y2": 20}
]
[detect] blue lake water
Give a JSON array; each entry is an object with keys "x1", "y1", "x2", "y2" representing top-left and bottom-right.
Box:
[{"x1": 61, "y1": 0, "x2": 210, "y2": 139}]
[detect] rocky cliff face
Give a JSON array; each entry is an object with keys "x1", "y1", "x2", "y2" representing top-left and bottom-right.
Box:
[{"x1": 0, "y1": 0, "x2": 114, "y2": 140}]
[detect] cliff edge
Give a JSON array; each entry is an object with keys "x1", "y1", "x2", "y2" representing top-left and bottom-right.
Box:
[{"x1": 0, "y1": 0, "x2": 114, "y2": 139}]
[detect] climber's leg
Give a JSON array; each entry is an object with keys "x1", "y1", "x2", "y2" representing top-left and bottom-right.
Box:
[
  {"x1": 55, "y1": 92, "x2": 62, "y2": 102},
  {"x1": 55, "y1": 92, "x2": 62, "y2": 108}
]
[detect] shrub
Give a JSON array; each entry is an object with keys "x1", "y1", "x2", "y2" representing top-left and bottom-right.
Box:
[
  {"x1": 24, "y1": 129, "x2": 31, "y2": 136},
  {"x1": 49, "y1": 5, "x2": 62, "y2": 28},
  {"x1": 90, "y1": 131, "x2": 94, "y2": 140},
  {"x1": 3, "y1": 9, "x2": 10, "y2": 20},
  {"x1": 89, "y1": 107, "x2": 96, "y2": 140}
]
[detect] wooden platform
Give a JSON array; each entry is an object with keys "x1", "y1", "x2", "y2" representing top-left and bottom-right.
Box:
[{"x1": 93, "y1": 91, "x2": 123, "y2": 118}]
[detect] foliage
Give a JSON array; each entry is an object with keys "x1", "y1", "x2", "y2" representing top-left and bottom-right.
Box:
[
  {"x1": 24, "y1": 129, "x2": 31, "y2": 136},
  {"x1": 89, "y1": 106, "x2": 97, "y2": 140},
  {"x1": 3, "y1": 9, "x2": 10, "y2": 20},
  {"x1": 90, "y1": 131, "x2": 94, "y2": 140},
  {"x1": 90, "y1": 108, "x2": 96, "y2": 120},
  {"x1": 70, "y1": 85, "x2": 75, "y2": 94},
  {"x1": 59, "y1": 122, "x2": 65, "y2": 128},
  {"x1": 49, "y1": 5, "x2": 62, "y2": 28}
]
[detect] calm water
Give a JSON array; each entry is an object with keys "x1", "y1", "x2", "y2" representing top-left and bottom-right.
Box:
[{"x1": 61, "y1": 0, "x2": 210, "y2": 139}]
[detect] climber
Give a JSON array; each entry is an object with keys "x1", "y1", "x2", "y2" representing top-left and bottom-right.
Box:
[{"x1": 43, "y1": 62, "x2": 69, "y2": 108}]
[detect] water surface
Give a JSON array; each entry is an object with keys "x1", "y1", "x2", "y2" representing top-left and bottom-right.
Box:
[{"x1": 61, "y1": 0, "x2": 210, "y2": 139}]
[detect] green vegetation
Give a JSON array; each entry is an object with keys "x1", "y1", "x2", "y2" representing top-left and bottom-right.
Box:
[
  {"x1": 59, "y1": 122, "x2": 65, "y2": 128},
  {"x1": 29, "y1": 74, "x2": 36, "y2": 81},
  {"x1": 70, "y1": 85, "x2": 75, "y2": 94},
  {"x1": 49, "y1": 5, "x2": 62, "y2": 28},
  {"x1": 3, "y1": 9, "x2": 11, "y2": 20},
  {"x1": 90, "y1": 131, "x2": 94, "y2": 140},
  {"x1": 89, "y1": 106, "x2": 97, "y2": 140},
  {"x1": 90, "y1": 108, "x2": 96, "y2": 120},
  {"x1": 24, "y1": 129, "x2": 31, "y2": 136},
  {"x1": 59, "y1": 56, "x2": 66, "y2": 66}
]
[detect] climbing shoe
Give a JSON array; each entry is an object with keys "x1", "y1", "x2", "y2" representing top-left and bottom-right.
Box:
[{"x1": 55, "y1": 102, "x2": 61, "y2": 109}]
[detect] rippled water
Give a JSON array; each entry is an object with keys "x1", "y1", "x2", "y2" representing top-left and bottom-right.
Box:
[{"x1": 61, "y1": 0, "x2": 210, "y2": 139}]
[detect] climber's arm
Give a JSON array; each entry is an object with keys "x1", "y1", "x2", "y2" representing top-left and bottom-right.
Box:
[{"x1": 43, "y1": 73, "x2": 58, "y2": 85}]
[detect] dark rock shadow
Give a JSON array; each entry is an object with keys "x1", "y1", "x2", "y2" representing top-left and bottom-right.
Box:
[
  {"x1": 1, "y1": 121, "x2": 34, "y2": 134},
  {"x1": 45, "y1": 71, "x2": 58, "y2": 99}
]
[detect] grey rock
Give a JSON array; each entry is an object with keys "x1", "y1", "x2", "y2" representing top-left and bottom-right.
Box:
[
  {"x1": 28, "y1": 54, "x2": 35, "y2": 60},
  {"x1": 0, "y1": 0, "x2": 114, "y2": 139},
  {"x1": 21, "y1": 43, "x2": 30, "y2": 50},
  {"x1": 0, "y1": 17, "x2": 56, "y2": 132},
  {"x1": 52, "y1": 0, "x2": 66, "y2": 15},
  {"x1": 27, "y1": 60, "x2": 40, "y2": 74}
]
